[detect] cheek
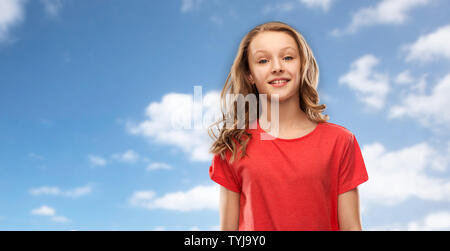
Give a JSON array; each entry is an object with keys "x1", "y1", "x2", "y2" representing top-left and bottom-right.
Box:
[
  {"x1": 287, "y1": 64, "x2": 302, "y2": 84},
  {"x1": 252, "y1": 67, "x2": 270, "y2": 84},
  {"x1": 287, "y1": 62, "x2": 301, "y2": 77}
]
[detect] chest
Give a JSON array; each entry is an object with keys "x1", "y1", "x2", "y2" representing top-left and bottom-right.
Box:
[{"x1": 236, "y1": 140, "x2": 337, "y2": 190}]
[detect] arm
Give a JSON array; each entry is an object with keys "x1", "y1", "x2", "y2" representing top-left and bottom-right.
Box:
[
  {"x1": 338, "y1": 188, "x2": 363, "y2": 231},
  {"x1": 219, "y1": 185, "x2": 240, "y2": 231}
]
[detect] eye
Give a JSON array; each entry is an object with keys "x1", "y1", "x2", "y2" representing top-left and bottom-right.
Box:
[
  {"x1": 258, "y1": 59, "x2": 268, "y2": 64},
  {"x1": 284, "y1": 56, "x2": 294, "y2": 61}
]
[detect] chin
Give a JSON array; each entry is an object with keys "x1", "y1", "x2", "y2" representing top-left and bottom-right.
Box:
[{"x1": 266, "y1": 89, "x2": 298, "y2": 103}]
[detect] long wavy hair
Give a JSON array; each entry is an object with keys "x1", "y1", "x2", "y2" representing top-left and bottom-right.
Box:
[{"x1": 208, "y1": 21, "x2": 329, "y2": 164}]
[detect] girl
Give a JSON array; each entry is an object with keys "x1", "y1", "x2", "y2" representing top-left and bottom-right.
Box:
[{"x1": 208, "y1": 21, "x2": 369, "y2": 231}]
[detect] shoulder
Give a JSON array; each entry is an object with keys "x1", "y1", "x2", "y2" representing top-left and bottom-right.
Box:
[{"x1": 319, "y1": 121, "x2": 355, "y2": 142}]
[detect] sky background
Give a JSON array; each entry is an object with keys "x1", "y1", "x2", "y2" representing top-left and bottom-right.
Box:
[{"x1": 1, "y1": 0, "x2": 449, "y2": 230}]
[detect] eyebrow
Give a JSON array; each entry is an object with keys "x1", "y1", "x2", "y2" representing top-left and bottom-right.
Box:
[{"x1": 253, "y1": 46, "x2": 297, "y2": 55}]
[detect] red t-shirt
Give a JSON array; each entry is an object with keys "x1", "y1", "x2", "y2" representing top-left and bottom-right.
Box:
[{"x1": 209, "y1": 120, "x2": 369, "y2": 231}]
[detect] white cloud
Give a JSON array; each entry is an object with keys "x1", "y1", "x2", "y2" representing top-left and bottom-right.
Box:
[
  {"x1": 129, "y1": 185, "x2": 219, "y2": 212},
  {"x1": 360, "y1": 141, "x2": 450, "y2": 206},
  {"x1": 62, "y1": 185, "x2": 92, "y2": 197},
  {"x1": 403, "y1": 24, "x2": 450, "y2": 63},
  {"x1": 31, "y1": 205, "x2": 55, "y2": 216},
  {"x1": 51, "y1": 215, "x2": 70, "y2": 223},
  {"x1": 146, "y1": 162, "x2": 173, "y2": 171},
  {"x1": 29, "y1": 184, "x2": 92, "y2": 197},
  {"x1": 40, "y1": 0, "x2": 63, "y2": 17},
  {"x1": 394, "y1": 70, "x2": 428, "y2": 94},
  {"x1": 407, "y1": 211, "x2": 450, "y2": 230},
  {"x1": 395, "y1": 70, "x2": 414, "y2": 85},
  {"x1": 262, "y1": 0, "x2": 333, "y2": 14},
  {"x1": 339, "y1": 54, "x2": 390, "y2": 110},
  {"x1": 129, "y1": 190, "x2": 156, "y2": 206},
  {"x1": 30, "y1": 186, "x2": 60, "y2": 196},
  {"x1": 333, "y1": 0, "x2": 431, "y2": 35},
  {"x1": 110, "y1": 149, "x2": 152, "y2": 165},
  {"x1": 28, "y1": 152, "x2": 45, "y2": 160},
  {"x1": 299, "y1": 0, "x2": 333, "y2": 11},
  {"x1": 88, "y1": 155, "x2": 107, "y2": 167},
  {"x1": 112, "y1": 150, "x2": 141, "y2": 163},
  {"x1": 0, "y1": 0, "x2": 26, "y2": 43},
  {"x1": 126, "y1": 89, "x2": 221, "y2": 162},
  {"x1": 180, "y1": 0, "x2": 204, "y2": 13},
  {"x1": 389, "y1": 73, "x2": 450, "y2": 129},
  {"x1": 369, "y1": 211, "x2": 450, "y2": 230},
  {"x1": 31, "y1": 205, "x2": 70, "y2": 223}
]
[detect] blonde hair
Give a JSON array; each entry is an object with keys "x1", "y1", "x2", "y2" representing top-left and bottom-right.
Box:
[{"x1": 208, "y1": 21, "x2": 329, "y2": 163}]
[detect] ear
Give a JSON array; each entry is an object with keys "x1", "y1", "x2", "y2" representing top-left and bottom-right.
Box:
[{"x1": 246, "y1": 73, "x2": 254, "y2": 85}]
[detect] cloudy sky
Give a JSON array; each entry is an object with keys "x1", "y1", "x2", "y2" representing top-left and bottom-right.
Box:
[{"x1": 0, "y1": 0, "x2": 449, "y2": 230}]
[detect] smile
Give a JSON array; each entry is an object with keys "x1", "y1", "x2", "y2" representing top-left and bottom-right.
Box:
[{"x1": 268, "y1": 79, "x2": 290, "y2": 87}]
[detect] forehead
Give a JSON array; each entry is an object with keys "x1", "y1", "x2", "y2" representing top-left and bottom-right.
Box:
[{"x1": 249, "y1": 31, "x2": 298, "y2": 55}]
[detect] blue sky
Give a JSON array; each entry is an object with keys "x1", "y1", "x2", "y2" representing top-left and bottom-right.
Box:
[{"x1": 0, "y1": 0, "x2": 449, "y2": 230}]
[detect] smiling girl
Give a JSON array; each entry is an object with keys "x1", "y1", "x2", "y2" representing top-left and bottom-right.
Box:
[{"x1": 208, "y1": 21, "x2": 369, "y2": 231}]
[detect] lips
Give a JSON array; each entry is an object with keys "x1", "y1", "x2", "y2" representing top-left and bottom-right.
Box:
[
  {"x1": 268, "y1": 78, "x2": 290, "y2": 86},
  {"x1": 268, "y1": 79, "x2": 290, "y2": 84},
  {"x1": 268, "y1": 79, "x2": 290, "y2": 87}
]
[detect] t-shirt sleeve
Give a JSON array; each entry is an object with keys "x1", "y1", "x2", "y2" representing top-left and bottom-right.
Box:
[
  {"x1": 209, "y1": 153, "x2": 241, "y2": 193},
  {"x1": 338, "y1": 133, "x2": 369, "y2": 195}
]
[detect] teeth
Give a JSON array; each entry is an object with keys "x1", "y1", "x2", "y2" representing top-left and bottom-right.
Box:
[{"x1": 270, "y1": 80, "x2": 288, "y2": 84}]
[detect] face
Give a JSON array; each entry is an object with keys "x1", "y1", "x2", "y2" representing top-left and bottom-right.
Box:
[{"x1": 247, "y1": 31, "x2": 301, "y2": 103}]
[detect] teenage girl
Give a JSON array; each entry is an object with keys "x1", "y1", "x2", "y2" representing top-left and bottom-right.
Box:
[{"x1": 208, "y1": 21, "x2": 369, "y2": 231}]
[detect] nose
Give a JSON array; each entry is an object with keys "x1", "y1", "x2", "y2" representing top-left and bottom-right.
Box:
[{"x1": 271, "y1": 58, "x2": 284, "y2": 73}]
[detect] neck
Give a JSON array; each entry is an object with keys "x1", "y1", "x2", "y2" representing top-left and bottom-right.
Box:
[{"x1": 259, "y1": 93, "x2": 310, "y2": 132}]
